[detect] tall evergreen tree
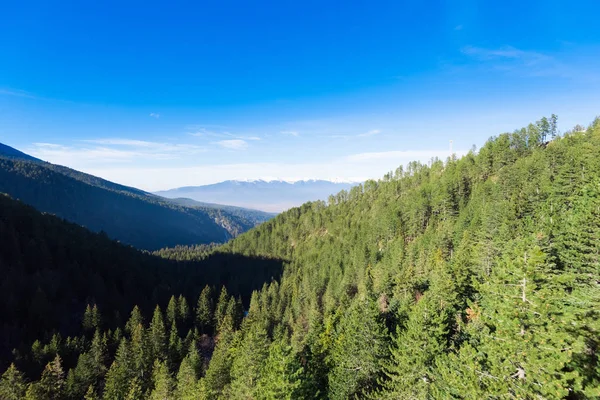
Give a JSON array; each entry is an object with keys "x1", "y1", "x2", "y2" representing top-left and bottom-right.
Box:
[
  {"x1": 149, "y1": 305, "x2": 167, "y2": 362},
  {"x1": 196, "y1": 285, "x2": 214, "y2": 334},
  {"x1": 149, "y1": 360, "x2": 173, "y2": 400},
  {"x1": 0, "y1": 363, "x2": 27, "y2": 400}
]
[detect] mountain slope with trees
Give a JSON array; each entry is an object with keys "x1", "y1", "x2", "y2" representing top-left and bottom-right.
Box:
[
  {"x1": 0, "y1": 144, "x2": 273, "y2": 250},
  {"x1": 2, "y1": 116, "x2": 599, "y2": 399},
  {"x1": 0, "y1": 194, "x2": 282, "y2": 372}
]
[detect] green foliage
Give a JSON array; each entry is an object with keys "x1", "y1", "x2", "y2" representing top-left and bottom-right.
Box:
[
  {"x1": 148, "y1": 360, "x2": 174, "y2": 400},
  {"x1": 2, "y1": 116, "x2": 600, "y2": 399},
  {"x1": 196, "y1": 285, "x2": 214, "y2": 334},
  {"x1": 0, "y1": 363, "x2": 27, "y2": 400}
]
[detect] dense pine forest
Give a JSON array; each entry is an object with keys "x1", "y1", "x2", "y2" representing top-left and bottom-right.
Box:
[{"x1": 1, "y1": 116, "x2": 600, "y2": 399}]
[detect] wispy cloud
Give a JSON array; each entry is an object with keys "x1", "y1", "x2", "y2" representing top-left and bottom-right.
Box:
[
  {"x1": 357, "y1": 129, "x2": 381, "y2": 137},
  {"x1": 345, "y1": 149, "x2": 464, "y2": 162},
  {"x1": 454, "y1": 24, "x2": 463, "y2": 31},
  {"x1": 461, "y1": 45, "x2": 550, "y2": 65},
  {"x1": 215, "y1": 139, "x2": 248, "y2": 150},
  {"x1": 188, "y1": 128, "x2": 261, "y2": 141},
  {"x1": 0, "y1": 88, "x2": 38, "y2": 99},
  {"x1": 26, "y1": 139, "x2": 206, "y2": 166},
  {"x1": 149, "y1": 113, "x2": 160, "y2": 119},
  {"x1": 330, "y1": 129, "x2": 382, "y2": 139},
  {"x1": 459, "y1": 45, "x2": 595, "y2": 81},
  {"x1": 281, "y1": 130, "x2": 299, "y2": 137}
]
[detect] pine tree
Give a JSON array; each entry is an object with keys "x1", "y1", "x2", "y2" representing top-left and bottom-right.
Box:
[
  {"x1": 149, "y1": 305, "x2": 167, "y2": 362},
  {"x1": 103, "y1": 339, "x2": 134, "y2": 400},
  {"x1": 125, "y1": 306, "x2": 144, "y2": 335},
  {"x1": 214, "y1": 286, "x2": 229, "y2": 330},
  {"x1": 168, "y1": 322, "x2": 183, "y2": 371},
  {"x1": 176, "y1": 346, "x2": 201, "y2": 400},
  {"x1": 196, "y1": 285, "x2": 214, "y2": 334},
  {"x1": 0, "y1": 363, "x2": 27, "y2": 400},
  {"x1": 83, "y1": 384, "x2": 98, "y2": 400},
  {"x1": 327, "y1": 298, "x2": 389, "y2": 399},
  {"x1": 27, "y1": 355, "x2": 65, "y2": 400},
  {"x1": 130, "y1": 321, "x2": 152, "y2": 390},
  {"x1": 464, "y1": 240, "x2": 588, "y2": 398},
  {"x1": 229, "y1": 324, "x2": 270, "y2": 399},
  {"x1": 178, "y1": 295, "x2": 190, "y2": 327},
  {"x1": 149, "y1": 360, "x2": 173, "y2": 400},
  {"x1": 83, "y1": 304, "x2": 95, "y2": 332},
  {"x1": 203, "y1": 315, "x2": 235, "y2": 398},
  {"x1": 166, "y1": 296, "x2": 178, "y2": 328},
  {"x1": 124, "y1": 377, "x2": 144, "y2": 400},
  {"x1": 255, "y1": 339, "x2": 303, "y2": 400},
  {"x1": 226, "y1": 296, "x2": 244, "y2": 331},
  {"x1": 380, "y1": 294, "x2": 451, "y2": 399}
]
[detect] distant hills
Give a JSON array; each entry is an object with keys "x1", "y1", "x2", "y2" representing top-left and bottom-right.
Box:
[
  {"x1": 154, "y1": 179, "x2": 359, "y2": 212},
  {"x1": 0, "y1": 143, "x2": 273, "y2": 250}
]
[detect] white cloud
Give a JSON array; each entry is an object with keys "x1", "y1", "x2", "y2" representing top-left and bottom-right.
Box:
[
  {"x1": 357, "y1": 129, "x2": 381, "y2": 137},
  {"x1": 26, "y1": 139, "x2": 206, "y2": 167},
  {"x1": 461, "y1": 45, "x2": 549, "y2": 64},
  {"x1": 458, "y1": 45, "x2": 592, "y2": 80},
  {"x1": 454, "y1": 24, "x2": 463, "y2": 31},
  {"x1": 215, "y1": 139, "x2": 248, "y2": 150},
  {"x1": 0, "y1": 88, "x2": 38, "y2": 99},
  {"x1": 281, "y1": 130, "x2": 299, "y2": 137},
  {"x1": 149, "y1": 113, "x2": 160, "y2": 119}
]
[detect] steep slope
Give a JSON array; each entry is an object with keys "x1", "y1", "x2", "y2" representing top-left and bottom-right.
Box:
[
  {"x1": 210, "y1": 117, "x2": 600, "y2": 399},
  {"x1": 0, "y1": 194, "x2": 282, "y2": 368},
  {"x1": 0, "y1": 144, "x2": 272, "y2": 250},
  {"x1": 0, "y1": 142, "x2": 41, "y2": 162},
  {"x1": 155, "y1": 179, "x2": 358, "y2": 212}
]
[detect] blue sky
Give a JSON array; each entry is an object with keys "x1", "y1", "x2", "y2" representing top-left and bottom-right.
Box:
[{"x1": 1, "y1": 0, "x2": 599, "y2": 190}]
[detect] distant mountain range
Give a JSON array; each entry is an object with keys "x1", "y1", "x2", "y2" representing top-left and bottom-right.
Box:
[
  {"x1": 0, "y1": 143, "x2": 273, "y2": 250},
  {"x1": 154, "y1": 179, "x2": 360, "y2": 212}
]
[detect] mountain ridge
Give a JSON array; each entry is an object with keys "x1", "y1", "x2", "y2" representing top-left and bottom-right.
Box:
[
  {"x1": 155, "y1": 179, "x2": 359, "y2": 212},
  {"x1": 0, "y1": 142, "x2": 273, "y2": 250}
]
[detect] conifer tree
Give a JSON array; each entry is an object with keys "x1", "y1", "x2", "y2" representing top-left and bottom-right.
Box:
[
  {"x1": 327, "y1": 298, "x2": 389, "y2": 399},
  {"x1": 149, "y1": 305, "x2": 167, "y2": 362},
  {"x1": 125, "y1": 306, "x2": 144, "y2": 335},
  {"x1": 103, "y1": 339, "x2": 134, "y2": 400},
  {"x1": 166, "y1": 296, "x2": 178, "y2": 328},
  {"x1": 178, "y1": 295, "x2": 190, "y2": 327},
  {"x1": 26, "y1": 355, "x2": 65, "y2": 400},
  {"x1": 380, "y1": 294, "x2": 451, "y2": 399},
  {"x1": 124, "y1": 377, "x2": 144, "y2": 400},
  {"x1": 229, "y1": 324, "x2": 270, "y2": 399},
  {"x1": 0, "y1": 363, "x2": 27, "y2": 400},
  {"x1": 83, "y1": 384, "x2": 98, "y2": 400},
  {"x1": 255, "y1": 339, "x2": 303, "y2": 400},
  {"x1": 202, "y1": 315, "x2": 235, "y2": 398},
  {"x1": 149, "y1": 360, "x2": 173, "y2": 400},
  {"x1": 130, "y1": 322, "x2": 152, "y2": 390},
  {"x1": 214, "y1": 286, "x2": 230, "y2": 330},
  {"x1": 83, "y1": 304, "x2": 95, "y2": 332},
  {"x1": 176, "y1": 346, "x2": 201, "y2": 400},
  {"x1": 168, "y1": 323, "x2": 183, "y2": 371},
  {"x1": 196, "y1": 285, "x2": 214, "y2": 334}
]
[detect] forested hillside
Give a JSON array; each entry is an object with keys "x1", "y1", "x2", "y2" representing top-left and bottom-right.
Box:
[
  {"x1": 0, "y1": 195, "x2": 282, "y2": 374},
  {"x1": 2, "y1": 116, "x2": 599, "y2": 399},
  {"x1": 0, "y1": 145, "x2": 273, "y2": 250}
]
